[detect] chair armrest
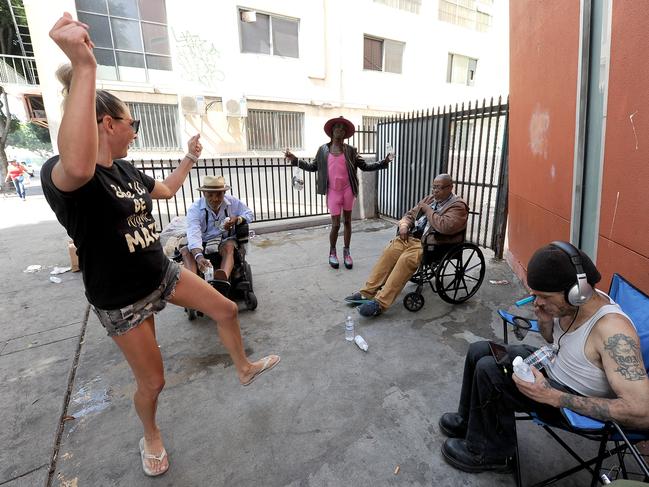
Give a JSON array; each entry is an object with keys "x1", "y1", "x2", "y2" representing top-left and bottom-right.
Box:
[
  {"x1": 561, "y1": 408, "x2": 605, "y2": 431},
  {"x1": 498, "y1": 309, "x2": 540, "y2": 343}
]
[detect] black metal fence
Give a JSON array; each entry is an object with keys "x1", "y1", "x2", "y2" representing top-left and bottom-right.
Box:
[
  {"x1": 132, "y1": 158, "x2": 327, "y2": 230},
  {"x1": 372, "y1": 97, "x2": 509, "y2": 256}
]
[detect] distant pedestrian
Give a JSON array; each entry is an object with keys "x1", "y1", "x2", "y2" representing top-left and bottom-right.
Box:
[
  {"x1": 42, "y1": 13, "x2": 279, "y2": 478},
  {"x1": 285, "y1": 116, "x2": 394, "y2": 269},
  {"x1": 5, "y1": 160, "x2": 27, "y2": 200}
]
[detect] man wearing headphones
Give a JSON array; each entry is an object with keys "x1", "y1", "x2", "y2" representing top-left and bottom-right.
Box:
[{"x1": 438, "y1": 242, "x2": 649, "y2": 474}]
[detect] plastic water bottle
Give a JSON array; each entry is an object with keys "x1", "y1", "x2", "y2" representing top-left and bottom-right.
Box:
[
  {"x1": 513, "y1": 356, "x2": 535, "y2": 382},
  {"x1": 524, "y1": 345, "x2": 557, "y2": 370},
  {"x1": 345, "y1": 315, "x2": 355, "y2": 341},
  {"x1": 354, "y1": 335, "x2": 368, "y2": 351},
  {"x1": 203, "y1": 266, "x2": 214, "y2": 282},
  {"x1": 219, "y1": 217, "x2": 231, "y2": 231}
]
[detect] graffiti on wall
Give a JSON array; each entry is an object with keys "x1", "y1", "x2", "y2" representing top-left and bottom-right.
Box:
[{"x1": 173, "y1": 29, "x2": 226, "y2": 88}]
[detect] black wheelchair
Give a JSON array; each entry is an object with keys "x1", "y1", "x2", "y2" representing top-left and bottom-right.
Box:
[
  {"x1": 403, "y1": 240, "x2": 486, "y2": 311},
  {"x1": 173, "y1": 222, "x2": 257, "y2": 320}
]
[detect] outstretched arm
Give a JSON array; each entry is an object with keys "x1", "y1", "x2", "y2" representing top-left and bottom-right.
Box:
[
  {"x1": 150, "y1": 134, "x2": 202, "y2": 199},
  {"x1": 354, "y1": 146, "x2": 393, "y2": 171},
  {"x1": 285, "y1": 147, "x2": 318, "y2": 172},
  {"x1": 48, "y1": 13, "x2": 98, "y2": 192},
  {"x1": 514, "y1": 316, "x2": 649, "y2": 429}
]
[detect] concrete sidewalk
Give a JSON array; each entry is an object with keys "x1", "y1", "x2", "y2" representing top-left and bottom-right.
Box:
[{"x1": 1, "y1": 188, "x2": 600, "y2": 487}]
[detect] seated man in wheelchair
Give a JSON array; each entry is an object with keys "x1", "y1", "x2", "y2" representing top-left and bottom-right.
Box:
[
  {"x1": 438, "y1": 243, "x2": 649, "y2": 474},
  {"x1": 180, "y1": 175, "x2": 253, "y2": 295},
  {"x1": 345, "y1": 173, "x2": 468, "y2": 317}
]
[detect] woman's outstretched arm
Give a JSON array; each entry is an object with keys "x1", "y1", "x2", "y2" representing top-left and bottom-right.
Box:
[{"x1": 49, "y1": 12, "x2": 98, "y2": 192}]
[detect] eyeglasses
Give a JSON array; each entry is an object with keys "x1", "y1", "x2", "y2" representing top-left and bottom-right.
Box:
[
  {"x1": 432, "y1": 184, "x2": 451, "y2": 190},
  {"x1": 114, "y1": 117, "x2": 140, "y2": 134},
  {"x1": 97, "y1": 116, "x2": 140, "y2": 134}
]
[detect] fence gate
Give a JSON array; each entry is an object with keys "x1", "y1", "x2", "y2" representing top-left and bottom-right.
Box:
[{"x1": 359, "y1": 97, "x2": 509, "y2": 257}]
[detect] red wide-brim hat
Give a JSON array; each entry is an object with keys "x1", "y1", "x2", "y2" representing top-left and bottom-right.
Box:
[{"x1": 323, "y1": 116, "x2": 355, "y2": 139}]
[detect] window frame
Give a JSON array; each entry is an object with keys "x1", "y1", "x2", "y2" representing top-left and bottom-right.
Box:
[
  {"x1": 125, "y1": 101, "x2": 182, "y2": 151},
  {"x1": 75, "y1": 0, "x2": 172, "y2": 83},
  {"x1": 446, "y1": 53, "x2": 478, "y2": 86},
  {"x1": 238, "y1": 8, "x2": 300, "y2": 58},
  {"x1": 247, "y1": 109, "x2": 304, "y2": 151},
  {"x1": 363, "y1": 35, "x2": 404, "y2": 74}
]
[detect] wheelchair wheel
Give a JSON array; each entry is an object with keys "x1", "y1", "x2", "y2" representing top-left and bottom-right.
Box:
[
  {"x1": 403, "y1": 292, "x2": 425, "y2": 312},
  {"x1": 244, "y1": 261, "x2": 253, "y2": 290},
  {"x1": 435, "y1": 243, "x2": 485, "y2": 304},
  {"x1": 245, "y1": 291, "x2": 258, "y2": 311}
]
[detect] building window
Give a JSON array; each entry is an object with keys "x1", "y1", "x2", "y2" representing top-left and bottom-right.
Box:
[
  {"x1": 363, "y1": 36, "x2": 404, "y2": 74},
  {"x1": 239, "y1": 9, "x2": 299, "y2": 58},
  {"x1": 447, "y1": 53, "x2": 477, "y2": 86},
  {"x1": 247, "y1": 110, "x2": 303, "y2": 151},
  {"x1": 438, "y1": 0, "x2": 492, "y2": 32},
  {"x1": 75, "y1": 0, "x2": 172, "y2": 83},
  {"x1": 125, "y1": 102, "x2": 181, "y2": 151},
  {"x1": 373, "y1": 0, "x2": 421, "y2": 14}
]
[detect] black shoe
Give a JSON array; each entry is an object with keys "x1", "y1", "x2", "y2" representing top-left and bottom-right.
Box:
[
  {"x1": 439, "y1": 413, "x2": 467, "y2": 438},
  {"x1": 441, "y1": 438, "x2": 513, "y2": 474}
]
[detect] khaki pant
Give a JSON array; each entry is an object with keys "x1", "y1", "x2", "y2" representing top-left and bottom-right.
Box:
[{"x1": 360, "y1": 237, "x2": 423, "y2": 309}]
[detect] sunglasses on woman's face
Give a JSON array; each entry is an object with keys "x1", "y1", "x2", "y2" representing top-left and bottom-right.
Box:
[
  {"x1": 97, "y1": 116, "x2": 140, "y2": 134},
  {"x1": 114, "y1": 117, "x2": 140, "y2": 134}
]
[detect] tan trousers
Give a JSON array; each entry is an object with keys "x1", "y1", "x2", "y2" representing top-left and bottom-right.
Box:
[{"x1": 360, "y1": 237, "x2": 423, "y2": 309}]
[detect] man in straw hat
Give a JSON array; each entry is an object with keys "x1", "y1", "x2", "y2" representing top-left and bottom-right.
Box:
[{"x1": 181, "y1": 175, "x2": 253, "y2": 288}]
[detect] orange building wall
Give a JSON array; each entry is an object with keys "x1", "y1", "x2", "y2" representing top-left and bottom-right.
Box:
[
  {"x1": 596, "y1": 1, "x2": 649, "y2": 291},
  {"x1": 507, "y1": 0, "x2": 580, "y2": 281}
]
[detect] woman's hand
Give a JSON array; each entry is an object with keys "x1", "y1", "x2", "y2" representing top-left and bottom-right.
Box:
[
  {"x1": 187, "y1": 134, "x2": 202, "y2": 159},
  {"x1": 49, "y1": 12, "x2": 96, "y2": 68},
  {"x1": 284, "y1": 149, "x2": 297, "y2": 164},
  {"x1": 386, "y1": 152, "x2": 395, "y2": 162}
]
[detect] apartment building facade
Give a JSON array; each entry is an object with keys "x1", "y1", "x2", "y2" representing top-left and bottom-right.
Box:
[{"x1": 2, "y1": 0, "x2": 508, "y2": 160}]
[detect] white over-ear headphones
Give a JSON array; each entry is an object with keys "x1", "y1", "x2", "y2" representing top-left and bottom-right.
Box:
[{"x1": 550, "y1": 241, "x2": 594, "y2": 306}]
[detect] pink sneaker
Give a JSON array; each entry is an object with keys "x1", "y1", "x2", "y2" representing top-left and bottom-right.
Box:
[
  {"x1": 343, "y1": 248, "x2": 353, "y2": 269},
  {"x1": 329, "y1": 250, "x2": 339, "y2": 269}
]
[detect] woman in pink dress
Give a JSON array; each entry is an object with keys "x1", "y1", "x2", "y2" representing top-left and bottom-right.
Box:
[{"x1": 285, "y1": 116, "x2": 394, "y2": 269}]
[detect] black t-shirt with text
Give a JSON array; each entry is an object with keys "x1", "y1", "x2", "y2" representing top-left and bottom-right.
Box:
[{"x1": 41, "y1": 157, "x2": 169, "y2": 309}]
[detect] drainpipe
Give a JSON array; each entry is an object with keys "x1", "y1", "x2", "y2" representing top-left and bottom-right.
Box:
[{"x1": 569, "y1": 0, "x2": 591, "y2": 248}]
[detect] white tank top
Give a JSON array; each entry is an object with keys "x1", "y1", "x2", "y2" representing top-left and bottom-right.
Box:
[{"x1": 546, "y1": 292, "x2": 633, "y2": 398}]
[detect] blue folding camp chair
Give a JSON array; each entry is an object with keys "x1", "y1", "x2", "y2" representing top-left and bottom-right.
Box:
[{"x1": 498, "y1": 273, "x2": 649, "y2": 486}]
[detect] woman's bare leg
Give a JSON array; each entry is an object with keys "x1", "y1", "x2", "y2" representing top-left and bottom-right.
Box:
[
  {"x1": 169, "y1": 268, "x2": 279, "y2": 384},
  {"x1": 112, "y1": 316, "x2": 168, "y2": 475}
]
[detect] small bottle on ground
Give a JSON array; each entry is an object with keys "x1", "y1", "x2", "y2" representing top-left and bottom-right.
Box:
[
  {"x1": 345, "y1": 315, "x2": 355, "y2": 341},
  {"x1": 354, "y1": 335, "x2": 368, "y2": 351},
  {"x1": 513, "y1": 356, "x2": 535, "y2": 382}
]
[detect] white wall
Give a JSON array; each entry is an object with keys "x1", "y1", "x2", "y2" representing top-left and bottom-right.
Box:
[{"x1": 24, "y1": 0, "x2": 509, "y2": 158}]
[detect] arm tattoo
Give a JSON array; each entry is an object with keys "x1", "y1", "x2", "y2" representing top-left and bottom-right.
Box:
[
  {"x1": 604, "y1": 333, "x2": 647, "y2": 381},
  {"x1": 559, "y1": 394, "x2": 613, "y2": 422}
]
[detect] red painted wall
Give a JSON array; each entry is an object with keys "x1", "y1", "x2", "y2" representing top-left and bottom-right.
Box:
[
  {"x1": 596, "y1": 1, "x2": 649, "y2": 291},
  {"x1": 507, "y1": 0, "x2": 580, "y2": 278}
]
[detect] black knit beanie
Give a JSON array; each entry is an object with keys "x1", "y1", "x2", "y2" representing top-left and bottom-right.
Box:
[{"x1": 527, "y1": 244, "x2": 601, "y2": 292}]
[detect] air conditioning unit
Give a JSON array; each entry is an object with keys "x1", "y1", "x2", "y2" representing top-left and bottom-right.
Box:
[
  {"x1": 180, "y1": 95, "x2": 205, "y2": 115},
  {"x1": 225, "y1": 97, "x2": 248, "y2": 118}
]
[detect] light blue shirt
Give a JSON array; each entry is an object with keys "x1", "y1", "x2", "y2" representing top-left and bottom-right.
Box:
[{"x1": 186, "y1": 195, "x2": 254, "y2": 250}]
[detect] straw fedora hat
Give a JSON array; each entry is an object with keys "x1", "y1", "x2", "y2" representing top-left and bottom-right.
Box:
[
  {"x1": 197, "y1": 175, "x2": 231, "y2": 192},
  {"x1": 323, "y1": 116, "x2": 355, "y2": 138}
]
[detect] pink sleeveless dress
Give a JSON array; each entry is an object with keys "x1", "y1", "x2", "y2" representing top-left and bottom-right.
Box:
[{"x1": 326, "y1": 152, "x2": 354, "y2": 216}]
